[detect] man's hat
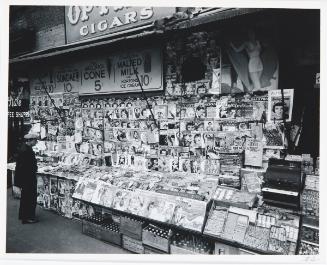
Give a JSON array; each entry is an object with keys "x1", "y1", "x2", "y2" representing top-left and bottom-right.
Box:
[{"x1": 24, "y1": 133, "x2": 38, "y2": 140}]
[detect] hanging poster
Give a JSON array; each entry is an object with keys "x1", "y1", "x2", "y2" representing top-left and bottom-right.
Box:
[{"x1": 224, "y1": 28, "x2": 279, "y2": 93}]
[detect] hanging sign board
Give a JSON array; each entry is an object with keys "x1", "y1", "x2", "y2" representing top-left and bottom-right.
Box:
[
  {"x1": 65, "y1": 6, "x2": 175, "y2": 43},
  {"x1": 79, "y1": 46, "x2": 163, "y2": 95},
  {"x1": 29, "y1": 46, "x2": 163, "y2": 95},
  {"x1": 29, "y1": 69, "x2": 56, "y2": 95}
]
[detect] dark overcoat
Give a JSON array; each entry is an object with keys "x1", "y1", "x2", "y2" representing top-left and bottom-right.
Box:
[{"x1": 15, "y1": 143, "x2": 38, "y2": 220}]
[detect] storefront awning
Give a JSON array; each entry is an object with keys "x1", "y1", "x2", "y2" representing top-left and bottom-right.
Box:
[
  {"x1": 10, "y1": 8, "x2": 265, "y2": 64},
  {"x1": 165, "y1": 8, "x2": 265, "y2": 31},
  {"x1": 9, "y1": 23, "x2": 160, "y2": 64}
]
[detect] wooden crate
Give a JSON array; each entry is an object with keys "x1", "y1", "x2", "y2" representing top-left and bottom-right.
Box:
[
  {"x1": 214, "y1": 242, "x2": 240, "y2": 255},
  {"x1": 144, "y1": 245, "x2": 167, "y2": 254},
  {"x1": 120, "y1": 216, "x2": 145, "y2": 241},
  {"x1": 82, "y1": 220, "x2": 102, "y2": 240},
  {"x1": 122, "y1": 235, "x2": 144, "y2": 254},
  {"x1": 100, "y1": 227, "x2": 122, "y2": 246},
  {"x1": 170, "y1": 245, "x2": 197, "y2": 254},
  {"x1": 142, "y1": 229, "x2": 170, "y2": 253}
]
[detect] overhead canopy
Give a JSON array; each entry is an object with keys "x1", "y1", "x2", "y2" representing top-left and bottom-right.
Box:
[{"x1": 10, "y1": 8, "x2": 265, "y2": 64}]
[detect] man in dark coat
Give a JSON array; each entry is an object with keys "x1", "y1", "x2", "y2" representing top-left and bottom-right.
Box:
[{"x1": 15, "y1": 133, "x2": 39, "y2": 224}]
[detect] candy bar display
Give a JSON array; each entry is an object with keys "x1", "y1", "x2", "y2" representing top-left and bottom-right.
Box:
[
  {"x1": 298, "y1": 242, "x2": 319, "y2": 255},
  {"x1": 212, "y1": 186, "x2": 257, "y2": 209},
  {"x1": 221, "y1": 212, "x2": 249, "y2": 243},
  {"x1": 243, "y1": 225, "x2": 270, "y2": 251},
  {"x1": 203, "y1": 205, "x2": 228, "y2": 237},
  {"x1": 301, "y1": 225, "x2": 319, "y2": 246},
  {"x1": 302, "y1": 190, "x2": 319, "y2": 217},
  {"x1": 302, "y1": 174, "x2": 319, "y2": 217}
]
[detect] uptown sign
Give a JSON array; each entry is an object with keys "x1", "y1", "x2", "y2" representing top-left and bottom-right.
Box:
[{"x1": 65, "y1": 6, "x2": 175, "y2": 43}]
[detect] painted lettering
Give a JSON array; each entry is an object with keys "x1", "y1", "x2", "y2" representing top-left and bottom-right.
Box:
[
  {"x1": 109, "y1": 16, "x2": 124, "y2": 28},
  {"x1": 80, "y1": 25, "x2": 88, "y2": 36},
  {"x1": 80, "y1": 6, "x2": 93, "y2": 22},
  {"x1": 99, "y1": 6, "x2": 110, "y2": 16},
  {"x1": 67, "y1": 6, "x2": 80, "y2": 25},
  {"x1": 125, "y1": 11, "x2": 137, "y2": 24},
  {"x1": 98, "y1": 20, "x2": 108, "y2": 31},
  {"x1": 140, "y1": 7, "x2": 154, "y2": 20}
]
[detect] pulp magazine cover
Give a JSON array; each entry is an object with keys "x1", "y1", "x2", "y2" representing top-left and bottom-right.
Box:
[
  {"x1": 72, "y1": 178, "x2": 88, "y2": 200},
  {"x1": 81, "y1": 179, "x2": 98, "y2": 202},
  {"x1": 263, "y1": 123, "x2": 285, "y2": 149},
  {"x1": 244, "y1": 138, "x2": 264, "y2": 167},
  {"x1": 111, "y1": 189, "x2": 131, "y2": 212},
  {"x1": 267, "y1": 89, "x2": 294, "y2": 122},
  {"x1": 171, "y1": 197, "x2": 207, "y2": 232},
  {"x1": 142, "y1": 193, "x2": 176, "y2": 223}
]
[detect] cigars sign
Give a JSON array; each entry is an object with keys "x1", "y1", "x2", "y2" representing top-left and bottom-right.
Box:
[
  {"x1": 65, "y1": 6, "x2": 175, "y2": 43},
  {"x1": 29, "y1": 47, "x2": 163, "y2": 95}
]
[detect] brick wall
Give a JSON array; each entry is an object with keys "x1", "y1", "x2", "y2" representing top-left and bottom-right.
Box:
[{"x1": 10, "y1": 6, "x2": 65, "y2": 54}]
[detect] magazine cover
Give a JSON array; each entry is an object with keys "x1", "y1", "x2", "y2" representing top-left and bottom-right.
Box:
[
  {"x1": 37, "y1": 175, "x2": 44, "y2": 194},
  {"x1": 205, "y1": 102, "x2": 218, "y2": 119},
  {"x1": 263, "y1": 123, "x2": 285, "y2": 149},
  {"x1": 210, "y1": 68, "x2": 221, "y2": 94},
  {"x1": 42, "y1": 194, "x2": 51, "y2": 209},
  {"x1": 158, "y1": 156, "x2": 173, "y2": 172},
  {"x1": 154, "y1": 105, "x2": 168, "y2": 120},
  {"x1": 81, "y1": 180, "x2": 98, "y2": 202},
  {"x1": 127, "y1": 190, "x2": 148, "y2": 216},
  {"x1": 50, "y1": 194, "x2": 59, "y2": 211},
  {"x1": 240, "y1": 169, "x2": 264, "y2": 193},
  {"x1": 204, "y1": 157, "x2": 220, "y2": 174},
  {"x1": 167, "y1": 131, "x2": 179, "y2": 147},
  {"x1": 244, "y1": 138, "x2": 264, "y2": 167},
  {"x1": 98, "y1": 184, "x2": 116, "y2": 208},
  {"x1": 191, "y1": 133, "x2": 205, "y2": 148},
  {"x1": 195, "y1": 102, "x2": 206, "y2": 118},
  {"x1": 58, "y1": 179, "x2": 66, "y2": 195},
  {"x1": 50, "y1": 177, "x2": 58, "y2": 195},
  {"x1": 172, "y1": 198, "x2": 207, "y2": 232},
  {"x1": 204, "y1": 120, "x2": 216, "y2": 131},
  {"x1": 72, "y1": 178, "x2": 88, "y2": 200},
  {"x1": 167, "y1": 102, "x2": 177, "y2": 119},
  {"x1": 143, "y1": 194, "x2": 176, "y2": 223},
  {"x1": 196, "y1": 79, "x2": 210, "y2": 95},
  {"x1": 159, "y1": 130, "x2": 168, "y2": 146},
  {"x1": 179, "y1": 158, "x2": 191, "y2": 173},
  {"x1": 147, "y1": 157, "x2": 159, "y2": 171},
  {"x1": 217, "y1": 98, "x2": 229, "y2": 119},
  {"x1": 111, "y1": 189, "x2": 131, "y2": 212},
  {"x1": 267, "y1": 89, "x2": 294, "y2": 122}
]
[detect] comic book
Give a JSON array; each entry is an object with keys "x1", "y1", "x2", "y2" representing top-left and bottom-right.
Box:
[
  {"x1": 263, "y1": 123, "x2": 285, "y2": 149},
  {"x1": 171, "y1": 197, "x2": 207, "y2": 232},
  {"x1": 81, "y1": 180, "x2": 98, "y2": 202}
]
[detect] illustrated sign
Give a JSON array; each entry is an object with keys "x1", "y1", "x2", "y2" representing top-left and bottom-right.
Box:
[
  {"x1": 29, "y1": 47, "x2": 163, "y2": 95},
  {"x1": 65, "y1": 6, "x2": 175, "y2": 43},
  {"x1": 8, "y1": 78, "x2": 30, "y2": 112},
  {"x1": 79, "y1": 47, "x2": 162, "y2": 94}
]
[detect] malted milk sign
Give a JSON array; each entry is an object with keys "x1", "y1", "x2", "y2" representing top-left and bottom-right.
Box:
[
  {"x1": 30, "y1": 47, "x2": 163, "y2": 95},
  {"x1": 65, "y1": 6, "x2": 175, "y2": 43}
]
